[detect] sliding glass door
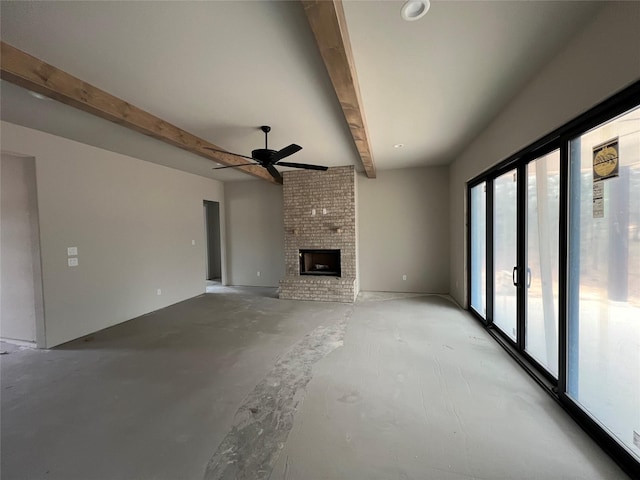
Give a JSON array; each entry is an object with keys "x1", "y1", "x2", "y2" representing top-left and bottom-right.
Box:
[
  {"x1": 567, "y1": 106, "x2": 640, "y2": 461},
  {"x1": 468, "y1": 83, "x2": 640, "y2": 474},
  {"x1": 482, "y1": 156, "x2": 560, "y2": 367}
]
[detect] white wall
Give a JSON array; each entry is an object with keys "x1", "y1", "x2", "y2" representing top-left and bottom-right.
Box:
[
  {"x1": 224, "y1": 180, "x2": 285, "y2": 287},
  {"x1": 1, "y1": 121, "x2": 225, "y2": 347},
  {"x1": 358, "y1": 167, "x2": 449, "y2": 293},
  {"x1": 449, "y1": 1, "x2": 640, "y2": 307},
  {"x1": 0, "y1": 154, "x2": 45, "y2": 344}
]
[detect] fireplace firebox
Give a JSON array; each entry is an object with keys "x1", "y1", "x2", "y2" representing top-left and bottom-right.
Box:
[{"x1": 299, "y1": 249, "x2": 341, "y2": 277}]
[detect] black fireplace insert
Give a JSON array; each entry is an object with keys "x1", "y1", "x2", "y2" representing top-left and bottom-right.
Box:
[{"x1": 299, "y1": 249, "x2": 341, "y2": 277}]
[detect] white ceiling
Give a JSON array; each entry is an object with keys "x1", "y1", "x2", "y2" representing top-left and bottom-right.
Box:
[{"x1": 0, "y1": 1, "x2": 603, "y2": 182}]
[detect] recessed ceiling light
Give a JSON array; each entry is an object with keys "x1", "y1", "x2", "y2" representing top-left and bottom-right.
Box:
[
  {"x1": 401, "y1": 0, "x2": 430, "y2": 21},
  {"x1": 394, "y1": 143, "x2": 404, "y2": 149}
]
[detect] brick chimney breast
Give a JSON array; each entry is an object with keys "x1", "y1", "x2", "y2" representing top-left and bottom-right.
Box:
[{"x1": 279, "y1": 166, "x2": 357, "y2": 302}]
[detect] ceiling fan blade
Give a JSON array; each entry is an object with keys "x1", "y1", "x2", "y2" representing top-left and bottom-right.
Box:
[
  {"x1": 272, "y1": 144, "x2": 302, "y2": 162},
  {"x1": 266, "y1": 164, "x2": 283, "y2": 182},
  {"x1": 203, "y1": 146, "x2": 257, "y2": 162},
  {"x1": 276, "y1": 161, "x2": 328, "y2": 171},
  {"x1": 212, "y1": 163, "x2": 258, "y2": 170}
]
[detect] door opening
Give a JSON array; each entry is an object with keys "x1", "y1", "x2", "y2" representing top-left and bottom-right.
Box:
[
  {"x1": 1, "y1": 153, "x2": 45, "y2": 348},
  {"x1": 204, "y1": 200, "x2": 222, "y2": 282}
]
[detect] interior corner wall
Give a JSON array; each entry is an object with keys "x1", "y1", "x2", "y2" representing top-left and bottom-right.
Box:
[
  {"x1": 448, "y1": 1, "x2": 640, "y2": 308},
  {"x1": 357, "y1": 166, "x2": 449, "y2": 294},
  {"x1": 1, "y1": 121, "x2": 225, "y2": 348},
  {"x1": 224, "y1": 180, "x2": 284, "y2": 287}
]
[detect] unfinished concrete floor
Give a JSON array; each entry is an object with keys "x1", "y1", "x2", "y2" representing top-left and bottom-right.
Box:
[{"x1": 0, "y1": 287, "x2": 627, "y2": 479}]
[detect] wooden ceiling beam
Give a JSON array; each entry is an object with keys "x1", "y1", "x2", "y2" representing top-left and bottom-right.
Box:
[
  {"x1": 302, "y1": 0, "x2": 376, "y2": 178},
  {"x1": 0, "y1": 41, "x2": 279, "y2": 184}
]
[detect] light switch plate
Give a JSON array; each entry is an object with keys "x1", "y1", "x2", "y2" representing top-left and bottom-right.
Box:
[
  {"x1": 67, "y1": 247, "x2": 78, "y2": 256},
  {"x1": 68, "y1": 258, "x2": 78, "y2": 267}
]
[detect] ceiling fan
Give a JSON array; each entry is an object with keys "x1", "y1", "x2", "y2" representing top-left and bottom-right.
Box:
[{"x1": 204, "y1": 126, "x2": 328, "y2": 182}]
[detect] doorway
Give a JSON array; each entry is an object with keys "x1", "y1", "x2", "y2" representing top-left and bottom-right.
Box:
[
  {"x1": 203, "y1": 200, "x2": 222, "y2": 283},
  {"x1": 1, "y1": 153, "x2": 45, "y2": 347}
]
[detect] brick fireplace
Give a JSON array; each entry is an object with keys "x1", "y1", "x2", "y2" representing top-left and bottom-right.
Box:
[{"x1": 279, "y1": 166, "x2": 357, "y2": 302}]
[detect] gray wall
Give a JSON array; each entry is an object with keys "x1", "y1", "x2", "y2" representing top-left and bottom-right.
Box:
[
  {"x1": 225, "y1": 180, "x2": 285, "y2": 287},
  {"x1": 448, "y1": 1, "x2": 640, "y2": 307},
  {"x1": 358, "y1": 167, "x2": 449, "y2": 293},
  {"x1": 223, "y1": 167, "x2": 450, "y2": 294},
  {"x1": 1, "y1": 121, "x2": 225, "y2": 347},
  {"x1": 0, "y1": 154, "x2": 44, "y2": 344}
]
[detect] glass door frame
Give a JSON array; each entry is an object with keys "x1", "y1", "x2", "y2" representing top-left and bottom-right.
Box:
[{"x1": 466, "y1": 80, "x2": 640, "y2": 478}]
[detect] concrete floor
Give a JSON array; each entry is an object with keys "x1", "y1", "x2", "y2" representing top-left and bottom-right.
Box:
[{"x1": 0, "y1": 287, "x2": 628, "y2": 479}]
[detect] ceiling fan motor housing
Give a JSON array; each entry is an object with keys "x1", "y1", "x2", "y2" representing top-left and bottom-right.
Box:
[{"x1": 251, "y1": 148, "x2": 278, "y2": 164}]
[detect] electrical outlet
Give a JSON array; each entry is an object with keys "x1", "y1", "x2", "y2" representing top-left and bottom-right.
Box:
[
  {"x1": 191, "y1": 240, "x2": 196, "y2": 246},
  {"x1": 68, "y1": 258, "x2": 78, "y2": 267},
  {"x1": 402, "y1": 275, "x2": 407, "y2": 281},
  {"x1": 322, "y1": 208, "x2": 327, "y2": 215},
  {"x1": 312, "y1": 209, "x2": 316, "y2": 216},
  {"x1": 156, "y1": 289, "x2": 162, "y2": 296},
  {"x1": 257, "y1": 271, "x2": 261, "y2": 277},
  {"x1": 67, "y1": 247, "x2": 78, "y2": 256}
]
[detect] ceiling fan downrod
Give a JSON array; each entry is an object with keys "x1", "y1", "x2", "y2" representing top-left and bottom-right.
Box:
[{"x1": 261, "y1": 125, "x2": 271, "y2": 150}]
